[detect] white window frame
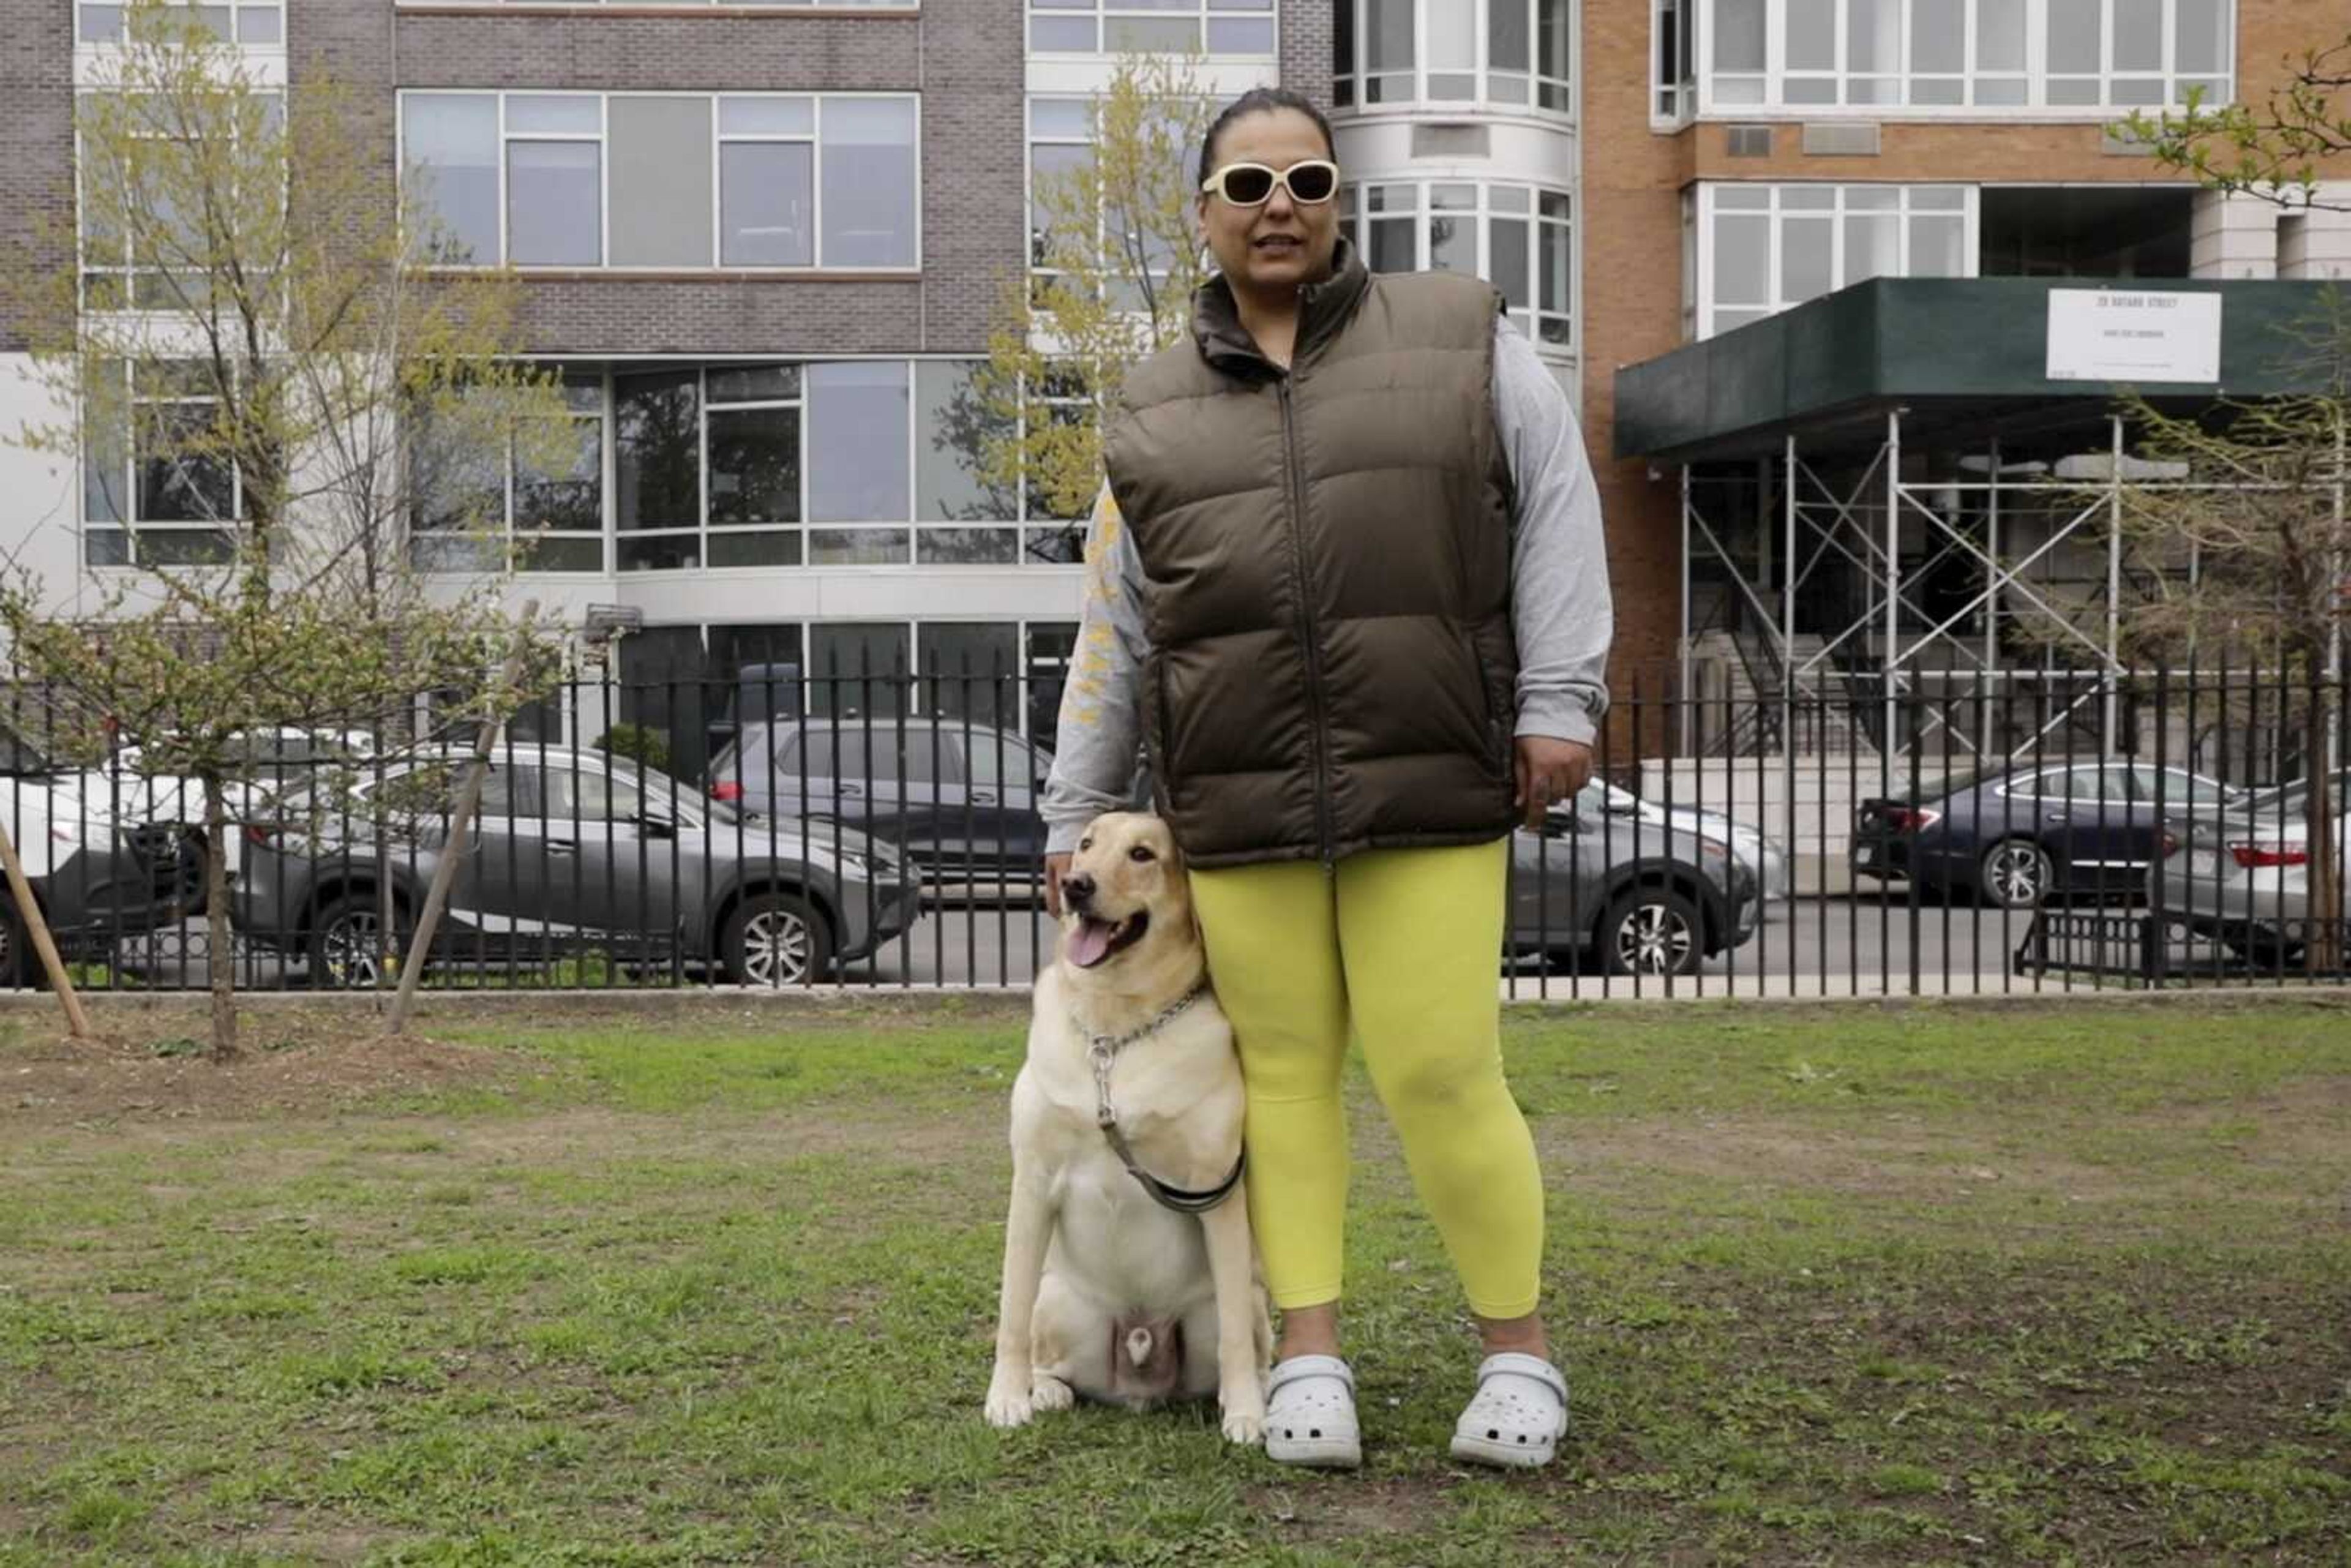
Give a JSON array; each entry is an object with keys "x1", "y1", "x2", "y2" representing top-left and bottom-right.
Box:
[
  {"x1": 1340, "y1": 177, "x2": 1576, "y2": 354},
  {"x1": 1694, "y1": 182, "x2": 1979, "y2": 339},
  {"x1": 1652, "y1": 0, "x2": 1698, "y2": 127},
  {"x1": 413, "y1": 380, "x2": 609, "y2": 576},
  {"x1": 396, "y1": 90, "x2": 922, "y2": 274},
  {"x1": 82, "y1": 361, "x2": 249, "y2": 569},
  {"x1": 1024, "y1": 0, "x2": 1278, "y2": 59},
  {"x1": 1692, "y1": 0, "x2": 2236, "y2": 118},
  {"x1": 396, "y1": 0, "x2": 915, "y2": 8},
  {"x1": 75, "y1": 0, "x2": 286, "y2": 49},
  {"x1": 1333, "y1": 0, "x2": 1574, "y2": 119}
]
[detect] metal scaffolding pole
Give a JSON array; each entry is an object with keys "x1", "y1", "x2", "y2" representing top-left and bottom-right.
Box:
[
  {"x1": 1885, "y1": 408, "x2": 1903, "y2": 756},
  {"x1": 2105, "y1": 413, "x2": 2124, "y2": 757},
  {"x1": 1680, "y1": 463, "x2": 1693, "y2": 754}
]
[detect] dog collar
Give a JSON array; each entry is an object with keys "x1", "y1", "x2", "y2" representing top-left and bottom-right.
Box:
[{"x1": 1078, "y1": 981, "x2": 1243, "y2": 1216}]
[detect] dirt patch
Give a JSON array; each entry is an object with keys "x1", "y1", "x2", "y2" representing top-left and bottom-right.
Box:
[{"x1": 0, "y1": 1008, "x2": 518, "y2": 1125}]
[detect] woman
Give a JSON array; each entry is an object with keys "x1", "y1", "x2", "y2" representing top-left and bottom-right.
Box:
[{"x1": 1040, "y1": 87, "x2": 1611, "y2": 1470}]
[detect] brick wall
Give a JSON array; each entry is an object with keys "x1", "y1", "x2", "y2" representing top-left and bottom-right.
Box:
[
  {"x1": 301, "y1": 0, "x2": 1022, "y2": 356},
  {"x1": 1280, "y1": 0, "x2": 1333, "y2": 110},
  {"x1": 0, "y1": 0, "x2": 75, "y2": 353}
]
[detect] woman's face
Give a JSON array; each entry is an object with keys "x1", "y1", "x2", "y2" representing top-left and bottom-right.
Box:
[{"x1": 1196, "y1": 108, "x2": 1340, "y2": 300}]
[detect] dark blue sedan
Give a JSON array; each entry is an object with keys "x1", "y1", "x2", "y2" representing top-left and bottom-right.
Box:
[{"x1": 1853, "y1": 762, "x2": 2249, "y2": 909}]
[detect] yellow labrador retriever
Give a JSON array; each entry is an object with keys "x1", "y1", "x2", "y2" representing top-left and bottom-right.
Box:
[{"x1": 984, "y1": 812, "x2": 1269, "y2": 1443}]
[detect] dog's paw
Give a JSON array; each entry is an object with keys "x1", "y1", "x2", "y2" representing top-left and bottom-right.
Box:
[
  {"x1": 984, "y1": 1368, "x2": 1036, "y2": 1429},
  {"x1": 1030, "y1": 1374, "x2": 1075, "y2": 1414},
  {"x1": 1220, "y1": 1379, "x2": 1267, "y2": 1446}
]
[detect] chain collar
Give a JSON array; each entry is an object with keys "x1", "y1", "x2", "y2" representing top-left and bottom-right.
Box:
[{"x1": 1073, "y1": 978, "x2": 1243, "y2": 1215}]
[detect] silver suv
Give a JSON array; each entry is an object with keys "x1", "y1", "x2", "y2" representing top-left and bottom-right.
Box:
[{"x1": 236, "y1": 748, "x2": 916, "y2": 986}]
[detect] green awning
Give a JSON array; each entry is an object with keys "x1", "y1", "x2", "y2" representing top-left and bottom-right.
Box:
[{"x1": 1613, "y1": 278, "x2": 2345, "y2": 464}]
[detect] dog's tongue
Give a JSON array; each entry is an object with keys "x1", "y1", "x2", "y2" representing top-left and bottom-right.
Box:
[{"x1": 1067, "y1": 918, "x2": 1117, "y2": 969}]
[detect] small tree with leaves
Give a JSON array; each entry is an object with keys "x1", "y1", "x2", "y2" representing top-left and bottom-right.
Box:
[
  {"x1": 2107, "y1": 300, "x2": 2350, "y2": 974},
  {"x1": 0, "y1": 1, "x2": 569, "y2": 1055},
  {"x1": 2124, "y1": 35, "x2": 2351, "y2": 213},
  {"x1": 970, "y1": 53, "x2": 1218, "y2": 527}
]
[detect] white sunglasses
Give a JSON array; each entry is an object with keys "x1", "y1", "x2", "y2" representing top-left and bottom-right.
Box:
[{"x1": 1199, "y1": 159, "x2": 1341, "y2": 208}]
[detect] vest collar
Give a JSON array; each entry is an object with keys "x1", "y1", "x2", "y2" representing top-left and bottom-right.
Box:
[{"x1": 1191, "y1": 236, "x2": 1371, "y2": 378}]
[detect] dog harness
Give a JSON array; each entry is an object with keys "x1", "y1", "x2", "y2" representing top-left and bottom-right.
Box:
[{"x1": 1081, "y1": 980, "x2": 1246, "y2": 1215}]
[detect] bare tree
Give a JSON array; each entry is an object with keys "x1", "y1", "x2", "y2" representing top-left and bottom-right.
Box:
[{"x1": 2123, "y1": 36, "x2": 2351, "y2": 213}]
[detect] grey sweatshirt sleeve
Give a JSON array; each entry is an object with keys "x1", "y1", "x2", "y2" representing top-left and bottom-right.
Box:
[
  {"x1": 1039, "y1": 487, "x2": 1152, "y2": 856},
  {"x1": 1493, "y1": 315, "x2": 1613, "y2": 747}
]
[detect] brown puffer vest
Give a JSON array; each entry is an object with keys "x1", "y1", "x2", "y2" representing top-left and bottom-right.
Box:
[{"x1": 1104, "y1": 242, "x2": 1519, "y2": 869}]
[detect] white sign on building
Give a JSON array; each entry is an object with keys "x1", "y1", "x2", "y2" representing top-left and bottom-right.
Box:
[{"x1": 2045, "y1": 288, "x2": 2224, "y2": 384}]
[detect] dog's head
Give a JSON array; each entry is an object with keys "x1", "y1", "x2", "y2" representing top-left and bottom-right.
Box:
[{"x1": 1059, "y1": 812, "x2": 1194, "y2": 975}]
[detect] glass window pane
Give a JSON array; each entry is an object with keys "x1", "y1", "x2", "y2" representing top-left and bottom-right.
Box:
[
  {"x1": 821, "y1": 99, "x2": 917, "y2": 268},
  {"x1": 1908, "y1": 213, "x2": 1966, "y2": 277},
  {"x1": 1491, "y1": 216, "x2": 1531, "y2": 310},
  {"x1": 514, "y1": 417, "x2": 601, "y2": 534},
  {"x1": 1489, "y1": 0, "x2": 1529, "y2": 73},
  {"x1": 80, "y1": 5, "x2": 124, "y2": 42},
  {"x1": 707, "y1": 531, "x2": 800, "y2": 568},
  {"x1": 2177, "y1": 0, "x2": 2227, "y2": 75},
  {"x1": 721, "y1": 142, "x2": 812, "y2": 266},
  {"x1": 137, "y1": 413, "x2": 236, "y2": 523},
  {"x1": 1786, "y1": 0, "x2": 1835, "y2": 71},
  {"x1": 1207, "y1": 17, "x2": 1275, "y2": 52},
  {"x1": 609, "y1": 97, "x2": 713, "y2": 268},
  {"x1": 920, "y1": 623, "x2": 1019, "y2": 727},
  {"x1": 508, "y1": 141, "x2": 601, "y2": 266},
  {"x1": 1029, "y1": 98, "x2": 1091, "y2": 139},
  {"x1": 1714, "y1": 0, "x2": 1766, "y2": 71},
  {"x1": 917, "y1": 360, "x2": 1014, "y2": 523},
  {"x1": 1029, "y1": 15, "x2": 1096, "y2": 49},
  {"x1": 1848, "y1": 0, "x2": 1902, "y2": 80},
  {"x1": 1538, "y1": 214, "x2": 1569, "y2": 315},
  {"x1": 2113, "y1": 0, "x2": 2162, "y2": 72},
  {"x1": 1783, "y1": 186, "x2": 1835, "y2": 210},
  {"x1": 1367, "y1": 0, "x2": 1414, "y2": 70},
  {"x1": 1368, "y1": 216, "x2": 1415, "y2": 272},
  {"x1": 1844, "y1": 211, "x2": 1899, "y2": 283},
  {"x1": 808, "y1": 362, "x2": 910, "y2": 523},
  {"x1": 1335, "y1": 0, "x2": 1355, "y2": 77},
  {"x1": 1430, "y1": 209, "x2": 1475, "y2": 274},
  {"x1": 918, "y1": 527, "x2": 1020, "y2": 564},
  {"x1": 615, "y1": 370, "x2": 700, "y2": 533},
  {"x1": 1911, "y1": 0, "x2": 1963, "y2": 73},
  {"x1": 507, "y1": 96, "x2": 600, "y2": 135},
  {"x1": 238, "y1": 6, "x2": 281, "y2": 44},
  {"x1": 403, "y1": 94, "x2": 500, "y2": 264},
  {"x1": 1427, "y1": 0, "x2": 1474, "y2": 70},
  {"x1": 1537, "y1": 0, "x2": 1570, "y2": 82},
  {"x1": 707, "y1": 407, "x2": 801, "y2": 526},
  {"x1": 1105, "y1": 15, "x2": 1198, "y2": 49},
  {"x1": 809, "y1": 528, "x2": 910, "y2": 566},
  {"x1": 1974, "y1": 77, "x2": 2030, "y2": 104},
  {"x1": 1977, "y1": 0, "x2": 2027, "y2": 70},
  {"x1": 1783, "y1": 218, "x2": 1833, "y2": 302},
  {"x1": 2047, "y1": 0, "x2": 2101, "y2": 73},
  {"x1": 719, "y1": 96, "x2": 814, "y2": 137},
  {"x1": 1714, "y1": 212, "x2": 1769, "y2": 305}
]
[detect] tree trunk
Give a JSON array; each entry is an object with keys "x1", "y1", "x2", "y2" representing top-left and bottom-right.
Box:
[
  {"x1": 386, "y1": 601, "x2": 539, "y2": 1037},
  {"x1": 201, "y1": 773, "x2": 238, "y2": 1059},
  {"x1": 2307, "y1": 675, "x2": 2343, "y2": 978},
  {"x1": 0, "y1": 819, "x2": 92, "y2": 1040}
]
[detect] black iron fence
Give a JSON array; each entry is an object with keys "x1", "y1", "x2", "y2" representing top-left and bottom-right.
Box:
[{"x1": 1, "y1": 662, "x2": 2343, "y2": 999}]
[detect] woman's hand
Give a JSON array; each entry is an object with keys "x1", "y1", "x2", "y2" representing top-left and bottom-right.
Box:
[
  {"x1": 1042, "y1": 852, "x2": 1073, "y2": 918},
  {"x1": 1514, "y1": 737, "x2": 1593, "y2": 830}
]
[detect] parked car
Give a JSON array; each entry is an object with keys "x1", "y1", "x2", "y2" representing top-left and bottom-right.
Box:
[
  {"x1": 2163, "y1": 773, "x2": 2349, "y2": 967},
  {"x1": 1598, "y1": 781, "x2": 1790, "y2": 902},
  {"x1": 1510, "y1": 781, "x2": 1762, "y2": 977},
  {"x1": 236, "y1": 747, "x2": 918, "y2": 987},
  {"x1": 1853, "y1": 760, "x2": 2249, "y2": 909},
  {"x1": 0, "y1": 777, "x2": 207, "y2": 984},
  {"x1": 706, "y1": 716, "x2": 1056, "y2": 881},
  {"x1": 58, "y1": 727, "x2": 380, "y2": 881}
]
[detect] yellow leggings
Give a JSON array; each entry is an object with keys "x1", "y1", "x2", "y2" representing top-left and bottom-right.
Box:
[{"x1": 1188, "y1": 838, "x2": 1544, "y2": 1320}]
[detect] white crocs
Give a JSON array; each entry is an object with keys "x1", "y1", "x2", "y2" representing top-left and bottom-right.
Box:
[
  {"x1": 1449, "y1": 1352, "x2": 1569, "y2": 1469},
  {"x1": 1262, "y1": 1354, "x2": 1362, "y2": 1469}
]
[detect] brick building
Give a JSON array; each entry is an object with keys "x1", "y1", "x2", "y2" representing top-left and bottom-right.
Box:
[{"x1": 2, "y1": 0, "x2": 2347, "y2": 768}]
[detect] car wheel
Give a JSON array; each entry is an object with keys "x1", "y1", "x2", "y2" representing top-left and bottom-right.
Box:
[
  {"x1": 722, "y1": 892, "x2": 832, "y2": 987},
  {"x1": 2222, "y1": 929, "x2": 2304, "y2": 969},
  {"x1": 308, "y1": 893, "x2": 405, "y2": 989},
  {"x1": 1599, "y1": 886, "x2": 1704, "y2": 978},
  {"x1": 1979, "y1": 839, "x2": 2055, "y2": 910},
  {"x1": 0, "y1": 900, "x2": 26, "y2": 988}
]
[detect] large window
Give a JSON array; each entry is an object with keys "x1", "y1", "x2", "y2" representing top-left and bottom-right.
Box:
[
  {"x1": 1027, "y1": 0, "x2": 1275, "y2": 57},
  {"x1": 1699, "y1": 182, "x2": 1973, "y2": 337},
  {"x1": 1334, "y1": 0, "x2": 1572, "y2": 114},
  {"x1": 83, "y1": 362, "x2": 242, "y2": 568},
  {"x1": 77, "y1": 1, "x2": 282, "y2": 45},
  {"x1": 400, "y1": 92, "x2": 919, "y2": 271},
  {"x1": 409, "y1": 380, "x2": 606, "y2": 574},
  {"x1": 1340, "y1": 180, "x2": 1574, "y2": 351},
  {"x1": 1694, "y1": 0, "x2": 2233, "y2": 113},
  {"x1": 1654, "y1": 0, "x2": 1698, "y2": 122}
]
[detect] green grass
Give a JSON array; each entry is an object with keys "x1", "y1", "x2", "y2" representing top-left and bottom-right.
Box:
[{"x1": 2, "y1": 998, "x2": 2348, "y2": 1564}]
